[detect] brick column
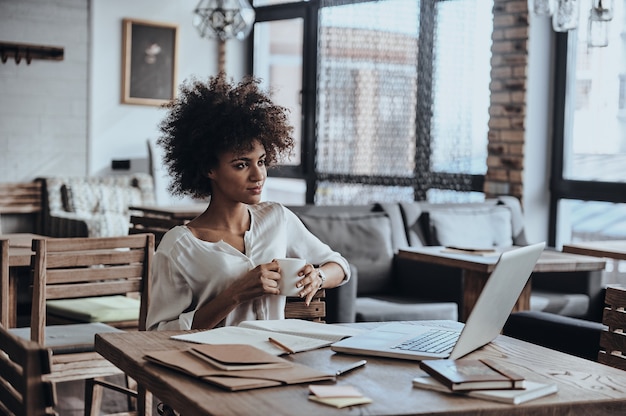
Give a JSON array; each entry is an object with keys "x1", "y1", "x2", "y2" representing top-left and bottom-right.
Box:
[{"x1": 485, "y1": 0, "x2": 529, "y2": 200}]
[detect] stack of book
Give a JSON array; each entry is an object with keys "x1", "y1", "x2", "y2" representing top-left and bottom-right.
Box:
[
  {"x1": 145, "y1": 343, "x2": 335, "y2": 391},
  {"x1": 412, "y1": 359, "x2": 558, "y2": 405}
]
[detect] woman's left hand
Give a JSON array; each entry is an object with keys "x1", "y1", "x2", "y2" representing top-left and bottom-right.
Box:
[{"x1": 295, "y1": 264, "x2": 324, "y2": 306}]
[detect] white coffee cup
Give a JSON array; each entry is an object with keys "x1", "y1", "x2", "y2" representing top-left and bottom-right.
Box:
[{"x1": 276, "y1": 258, "x2": 306, "y2": 297}]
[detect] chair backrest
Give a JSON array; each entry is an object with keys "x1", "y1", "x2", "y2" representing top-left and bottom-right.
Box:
[
  {"x1": 284, "y1": 289, "x2": 326, "y2": 322},
  {"x1": 129, "y1": 215, "x2": 183, "y2": 248},
  {"x1": 0, "y1": 324, "x2": 56, "y2": 416},
  {"x1": 0, "y1": 182, "x2": 42, "y2": 215},
  {"x1": 598, "y1": 285, "x2": 626, "y2": 370},
  {"x1": 0, "y1": 239, "x2": 9, "y2": 327},
  {"x1": 29, "y1": 234, "x2": 154, "y2": 344},
  {"x1": 0, "y1": 182, "x2": 42, "y2": 233}
]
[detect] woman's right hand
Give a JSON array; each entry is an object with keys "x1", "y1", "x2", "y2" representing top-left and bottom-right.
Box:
[{"x1": 232, "y1": 260, "x2": 281, "y2": 303}]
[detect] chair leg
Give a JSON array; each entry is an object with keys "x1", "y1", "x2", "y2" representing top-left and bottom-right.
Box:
[
  {"x1": 84, "y1": 375, "x2": 142, "y2": 416},
  {"x1": 83, "y1": 375, "x2": 153, "y2": 416},
  {"x1": 84, "y1": 377, "x2": 104, "y2": 416}
]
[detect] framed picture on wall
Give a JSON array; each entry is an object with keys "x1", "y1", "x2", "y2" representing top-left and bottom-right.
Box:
[{"x1": 121, "y1": 18, "x2": 178, "y2": 106}]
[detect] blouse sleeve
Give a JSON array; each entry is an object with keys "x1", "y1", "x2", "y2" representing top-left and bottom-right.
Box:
[{"x1": 281, "y1": 206, "x2": 351, "y2": 284}]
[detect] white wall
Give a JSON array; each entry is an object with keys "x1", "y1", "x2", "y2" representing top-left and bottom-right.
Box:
[
  {"x1": 0, "y1": 0, "x2": 89, "y2": 181},
  {"x1": 523, "y1": 14, "x2": 554, "y2": 244},
  {"x1": 90, "y1": 0, "x2": 247, "y2": 204}
]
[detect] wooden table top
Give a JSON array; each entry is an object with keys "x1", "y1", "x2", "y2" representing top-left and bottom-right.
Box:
[
  {"x1": 95, "y1": 322, "x2": 626, "y2": 416},
  {"x1": 562, "y1": 240, "x2": 626, "y2": 261},
  {"x1": 398, "y1": 246, "x2": 607, "y2": 274}
]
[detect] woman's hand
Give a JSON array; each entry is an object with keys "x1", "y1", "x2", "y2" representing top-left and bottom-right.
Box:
[
  {"x1": 295, "y1": 263, "x2": 325, "y2": 306},
  {"x1": 232, "y1": 261, "x2": 282, "y2": 303}
]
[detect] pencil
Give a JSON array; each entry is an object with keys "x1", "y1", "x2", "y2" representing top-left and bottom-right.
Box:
[{"x1": 268, "y1": 337, "x2": 295, "y2": 354}]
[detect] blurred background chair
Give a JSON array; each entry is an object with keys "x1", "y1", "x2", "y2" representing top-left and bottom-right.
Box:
[
  {"x1": 0, "y1": 324, "x2": 56, "y2": 416},
  {"x1": 0, "y1": 181, "x2": 42, "y2": 234},
  {"x1": 129, "y1": 214, "x2": 183, "y2": 248},
  {"x1": 284, "y1": 289, "x2": 326, "y2": 322},
  {"x1": 598, "y1": 285, "x2": 626, "y2": 370}
]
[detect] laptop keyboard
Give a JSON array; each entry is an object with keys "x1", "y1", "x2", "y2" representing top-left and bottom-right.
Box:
[{"x1": 391, "y1": 329, "x2": 459, "y2": 354}]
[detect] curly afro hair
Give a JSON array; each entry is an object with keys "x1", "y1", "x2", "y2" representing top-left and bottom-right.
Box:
[{"x1": 157, "y1": 73, "x2": 295, "y2": 199}]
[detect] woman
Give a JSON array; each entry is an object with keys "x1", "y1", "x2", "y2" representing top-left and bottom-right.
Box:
[{"x1": 146, "y1": 74, "x2": 351, "y2": 331}]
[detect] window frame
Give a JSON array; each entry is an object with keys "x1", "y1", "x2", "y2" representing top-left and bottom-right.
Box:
[
  {"x1": 250, "y1": 0, "x2": 486, "y2": 204},
  {"x1": 549, "y1": 32, "x2": 626, "y2": 246}
]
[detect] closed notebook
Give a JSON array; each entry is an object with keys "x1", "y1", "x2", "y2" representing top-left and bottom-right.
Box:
[
  {"x1": 144, "y1": 344, "x2": 335, "y2": 391},
  {"x1": 188, "y1": 344, "x2": 292, "y2": 371},
  {"x1": 412, "y1": 376, "x2": 558, "y2": 405},
  {"x1": 419, "y1": 359, "x2": 525, "y2": 391}
]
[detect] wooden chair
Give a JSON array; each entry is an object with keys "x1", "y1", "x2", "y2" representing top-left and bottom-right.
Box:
[
  {"x1": 129, "y1": 214, "x2": 183, "y2": 248},
  {"x1": 0, "y1": 324, "x2": 57, "y2": 416},
  {"x1": 7, "y1": 234, "x2": 153, "y2": 416},
  {"x1": 284, "y1": 289, "x2": 326, "y2": 322},
  {"x1": 0, "y1": 181, "x2": 42, "y2": 233},
  {"x1": 598, "y1": 285, "x2": 626, "y2": 371}
]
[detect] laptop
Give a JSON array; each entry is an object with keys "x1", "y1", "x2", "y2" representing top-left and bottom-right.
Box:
[{"x1": 331, "y1": 242, "x2": 546, "y2": 361}]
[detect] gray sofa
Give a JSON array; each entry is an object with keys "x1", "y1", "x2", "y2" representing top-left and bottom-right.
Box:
[
  {"x1": 288, "y1": 196, "x2": 603, "y2": 324},
  {"x1": 288, "y1": 203, "x2": 458, "y2": 324}
]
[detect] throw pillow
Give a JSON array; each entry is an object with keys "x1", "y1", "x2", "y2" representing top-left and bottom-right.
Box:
[
  {"x1": 297, "y1": 212, "x2": 394, "y2": 295},
  {"x1": 428, "y1": 206, "x2": 513, "y2": 248},
  {"x1": 62, "y1": 182, "x2": 100, "y2": 214}
]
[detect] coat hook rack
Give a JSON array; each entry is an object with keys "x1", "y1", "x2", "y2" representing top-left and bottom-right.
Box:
[{"x1": 0, "y1": 41, "x2": 64, "y2": 65}]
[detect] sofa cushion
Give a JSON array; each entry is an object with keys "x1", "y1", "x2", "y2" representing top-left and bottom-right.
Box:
[
  {"x1": 355, "y1": 296, "x2": 458, "y2": 321},
  {"x1": 61, "y1": 182, "x2": 99, "y2": 213},
  {"x1": 47, "y1": 295, "x2": 140, "y2": 323},
  {"x1": 297, "y1": 212, "x2": 394, "y2": 295},
  {"x1": 399, "y1": 202, "x2": 426, "y2": 246},
  {"x1": 83, "y1": 212, "x2": 133, "y2": 237},
  {"x1": 530, "y1": 290, "x2": 590, "y2": 318},
  {"x1": 62, "y1": 182, "x2": 143, "y2": 215},
  {"x1": 427, "y1": 206, "x2": 513, "y2": 248},
  {"x1": 9, "y1": 322, "x2": 123, "y2": 354}
]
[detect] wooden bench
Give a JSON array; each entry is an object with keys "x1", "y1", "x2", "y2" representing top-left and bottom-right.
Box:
[{"x1": 0, "y1": 181, "x2": 42, "y2": 233}]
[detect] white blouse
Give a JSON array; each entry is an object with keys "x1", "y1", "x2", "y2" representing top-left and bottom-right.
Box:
[{"x1": 146, "y1": 202, "x2": 351, "y2": 331}]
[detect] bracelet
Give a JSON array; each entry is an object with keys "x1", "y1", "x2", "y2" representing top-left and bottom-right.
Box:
[{"x1": 317, "y1": 268, "x2": 327, "y2": 289}]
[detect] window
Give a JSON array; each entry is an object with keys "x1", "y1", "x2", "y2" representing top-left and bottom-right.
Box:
[
  {"x1": 551, "y1": 2, "x2": 626, "y2": 246},
  {"x1": 252, "y1": 0, "x2": 493, "y2": 204}
]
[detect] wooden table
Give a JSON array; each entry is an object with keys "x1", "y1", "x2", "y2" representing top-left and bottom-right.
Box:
[
  {"x1": 95, "y1": 321, "x2": 626, "y2": 416},
  {"x1": 398, "y1": 246, "x2": 606, "y2": 322},
  {"x1": 562, "y1": 240, "x2": 626, "y2": 261},
  {"x1": 1, "y1": 233, "x2": 46, "y2": 327}
]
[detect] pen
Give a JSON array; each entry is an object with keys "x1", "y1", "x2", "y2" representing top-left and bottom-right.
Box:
[
  {"x1": 336, "y1": 359, "x2": 367, "y2": 376},
  {"x1": 268, "y1": 337, "x2": 295, "y2": 354}
]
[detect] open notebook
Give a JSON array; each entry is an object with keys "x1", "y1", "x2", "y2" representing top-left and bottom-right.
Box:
[{"x1": 172, "y1": 318, "x2": 366, "y2": 355}]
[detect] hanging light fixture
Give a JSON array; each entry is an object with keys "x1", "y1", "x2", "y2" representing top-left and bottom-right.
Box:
[
  {"x1": 193, "y1": 0, "x2": 255, "y2": 73},
  {"x1": 529, "y1": 0, "x2": 614, "y2": 47},
  {"x1": 529, "y1": 0, "x2": 556, "y2": 16},
  {"x1": 193, "y1": 0, "x2": 255, "y2": 41},
  {"x1": 588, "y1": 0, "x2": 614, "y2": 47},
  {"x1": 552, "y1": 0, "x2": 580, "y2": 32}
]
